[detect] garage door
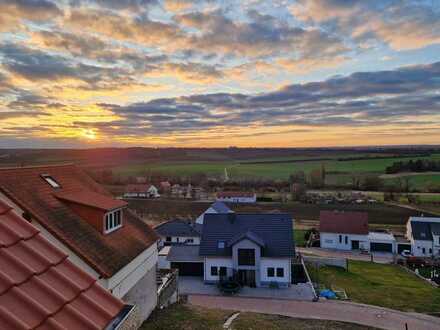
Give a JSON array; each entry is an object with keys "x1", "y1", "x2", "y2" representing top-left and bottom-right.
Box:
[
  {"x1": 370, "y1": 242, "x2": 393, "y2": 252},
  {"x1": 170, "y1": 262, "x2": 203, "y2": 276},
  {"x1": 398, "y1": 244, "x2": 411, "y2": 254}
]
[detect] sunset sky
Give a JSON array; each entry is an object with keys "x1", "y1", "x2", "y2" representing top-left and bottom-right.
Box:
[{"x1": 0, "y1": 0, "x2": 439, "y2": 148}]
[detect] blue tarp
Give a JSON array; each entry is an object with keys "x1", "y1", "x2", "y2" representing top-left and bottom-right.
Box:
[{"x1": 319, "y1": 289, "x2": 337, "y2": 299}]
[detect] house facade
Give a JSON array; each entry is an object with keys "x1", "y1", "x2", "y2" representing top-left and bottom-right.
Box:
[
  {"x1": 216, "y1": 191, "x2": 257, "y2": 203},
  {"x1": 200, "y1": 213, "x2": 294, "y2": 288},
  {"x1": 406, "y1": 217, "x2": 440, "y2": 257},
  {"x1": 0, "y1": 164, "x2": 159, "y2": 324}
]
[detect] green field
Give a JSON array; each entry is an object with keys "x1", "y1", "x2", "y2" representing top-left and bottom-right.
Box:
[
  {"x1": 111, "y1": 153, "x2": 440, "y2": 191},
  {"x1": 142, "y1": 303, "x2": 378, "y2": 330},
  {"x1": 307, "y1": 260, "x2": 440, "y2": 313},
  {"x1": 383, "y1": 174, "x2": 440, "y2": 191}
]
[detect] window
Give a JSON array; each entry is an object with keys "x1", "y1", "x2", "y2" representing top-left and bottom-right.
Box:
[
  {"x1": 104, "y1": 209, "x2": 123, "y2": 233},
  {"x1": 176, "y1": 237, "x2": 180, "y2": 243},
  {"x1": 218, "y1": 241, "x2": 225, "y2": 249},
  {"x1": 219, "y1": 267, "x2": 227, "y2": 276},
  {"x1": 339, "y1": 235, "x2": 342, "y2": 243},
  {"x1": 238, "y1": 249, "x2": 255, "y2": 266},
  {"x1": 345, "y1": 236, "x2": 348, "y2": 244},
  {"x1": 187, "y1": 238, "x2": 194, "y2": 243},
  {"x1": 267, "y1": 267, "x2": 275, "y2": 277},
  {"x1": 276, "y1": 268, "x2": 284, "y2": 277},
  {"x1": 166, "y1": 236, "x2": 172, "y2": 242},
  {"x1": 211, "y1": 266, "x2": 218, "y2": 276},
  {"x1": 41, "y1": 174, "x2": 60, "y2": 188},
  {"x1": 422, "y1": 247, "x2": 426, "y2": 254},
  {"x1": 429, "y1": 248, "x2": 432, "y2": 254}
]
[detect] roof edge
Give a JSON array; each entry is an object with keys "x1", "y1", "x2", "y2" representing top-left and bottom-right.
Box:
[{"x1": 0, "y1": 163, "x2": 75, "y2": 171}]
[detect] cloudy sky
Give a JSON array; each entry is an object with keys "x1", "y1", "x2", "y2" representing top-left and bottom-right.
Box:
[{"x1": 0, "y1": 0, "x2": 439, "y2": 148}]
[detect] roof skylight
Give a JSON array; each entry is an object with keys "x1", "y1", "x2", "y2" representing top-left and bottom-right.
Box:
[{"x1": 41, "y1": 174, "x2": 61, "y2": 188}]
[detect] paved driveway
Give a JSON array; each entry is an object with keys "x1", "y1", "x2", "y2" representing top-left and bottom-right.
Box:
[
  {"x1": 179, "y1": 277, "x2": 315, "y2": 301},
  {"x1": 189, "y1": 295, "x2": 440, "y2": 330},
  {"x1": 299, "y1": 247, "x2": 395, "y2": 264}
]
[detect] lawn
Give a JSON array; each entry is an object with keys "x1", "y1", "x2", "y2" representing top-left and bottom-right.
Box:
[
  {"x1": 141, "y1": 303, "x2": 378, "y2": 330},
  {"x1": 294, "y1": 229, "x2": 307, "y2": 247},
  {"x1": 307, "y1": 260, "x2": 440, "y2": 313}
]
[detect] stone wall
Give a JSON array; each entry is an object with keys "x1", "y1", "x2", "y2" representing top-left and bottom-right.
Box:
[
  {"x1": 304, "y1": 256, "x2": 348, "y2": 270},
  {"x1": 116, "y1": 306, "x2": 141, "y2": 330}
]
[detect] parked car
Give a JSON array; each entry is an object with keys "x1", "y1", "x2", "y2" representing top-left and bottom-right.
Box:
[{"x1": 401, "y1": 250, "x2": 412, "y2": 257}]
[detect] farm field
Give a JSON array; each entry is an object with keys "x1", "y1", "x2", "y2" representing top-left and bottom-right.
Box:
[
  {"x1": 142, "y1": 303, "x2": 378, "y2": 330},
  {"x1": 110, "y1": 153, "x2": 440, "y2": 190},
  {"x1": 307, "y1": 260, "x2": 440, "y2": 313},
  {"x1": 126, "y1": 199, "x2": 436, "y2": 227}
]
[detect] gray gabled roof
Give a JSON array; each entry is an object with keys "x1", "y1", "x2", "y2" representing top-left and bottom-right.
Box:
[
  {"x1": 200, "y1": 213, "x2": 294, "y2": 257},
  {"x1": 210, "y1": 201, "x2": 233, "y2": 213},
  {"x1": 167, "y1": 245, "x2": 203, "y2": 262},
  {"x1": 228, "y1": 231, "x2": 265, "y2": 247},
  {"x1": 410, "y1": 221, "x2": 433, "y2": 241},
  {"x1": 155, "y1": 220, "x2": 200, "y2": 237}
]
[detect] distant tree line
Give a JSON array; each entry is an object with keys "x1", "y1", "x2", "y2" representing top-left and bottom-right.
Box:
[{"x1": 385, "y1": 159, "x2": 440, "y2": 174}]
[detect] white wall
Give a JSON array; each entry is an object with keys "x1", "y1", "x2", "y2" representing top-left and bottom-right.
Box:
[
  {"x1": 158, "y1": 255, "x2": 170, "y2": 269},
  {"x1": 204, "y1": 257, "x2": 233, "y2": 282},
  {"x1": 320, "y1": 232, "x2": 369, "y2": 251},
  {"x1": 158, "y1": 235, "x2": 200, "y2": 247},
  {"x1": 412, "y1": 239, "x2": 434, "y2": 257},
  {"x1": 260, "y1": 257, "x2": 291, "y2": 285},
  {"x1": 217, "y1": 196, "x2": 256, "y2": 203},
  {"x1": 107, "y1": 243, "x2": 158, "y2": 298}
]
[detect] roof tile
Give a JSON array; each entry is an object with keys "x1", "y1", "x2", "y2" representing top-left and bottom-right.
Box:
[
  {"x1": 0, "y1": 164, "x2": 158, "y2": 277},
  {"x1": 0, "y1": 199, "x2": 125, "y2": 329}
]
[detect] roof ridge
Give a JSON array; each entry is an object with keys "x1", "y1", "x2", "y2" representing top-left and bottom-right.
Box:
[{"x1": 0, "y1": 163, "x2": 75, "y2": 171}]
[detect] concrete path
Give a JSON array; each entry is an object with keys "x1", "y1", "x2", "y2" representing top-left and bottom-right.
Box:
[
  {"x1": 179, "y1": 277, "x2": 315, "y2": 300},
  {"x1": 299, "y1": 247, "x2": 395, "y2": 264},
  {"x1": 188, "y1": 295, "x2": 440, "y2": 330}
]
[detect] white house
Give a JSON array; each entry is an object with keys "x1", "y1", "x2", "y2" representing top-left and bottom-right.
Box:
[
  {"x1": 406, "y1": 217, "x2": 440, "y2": 257},
  {"x1": 0, "y1": 164, "x2": 160, "y2": 325},
  {"x1": 196, "y1": 201, "x2": 234, "y2": 224},
  {"x1": 124, "y1": 183, "x2": 160, "y2": 198},
  {"x1": 155, "y1": 219, "x2": 201, "y2": 247},
  {"x1": 319, "y1": 211, "x2": 370, "y2": 251},
  {"x1": 216, "y1": 191, "x2": 256, "y2": 203},
  {"x1": 320, "y1": 210, "x2": 397, "y2": 253},
  {"x1": 200, "y1": 213, "x2": 294, "y2": 288}
]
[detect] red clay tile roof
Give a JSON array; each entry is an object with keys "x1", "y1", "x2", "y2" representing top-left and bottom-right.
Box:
[
  {"x1": 125, "y1": 184, "x2": 153, "y2": 193},
  {"x1": 0, "y1": 164, "x2": 159, "y2": 278},
  {"x1": 0, "y1": 199, "x2": 124, "y2": 330},
  {"x1": 319, "y1": 211, "x2": 369, "y2": 235},
  {"x1": 55, "y1": 191, "x2": 127, "y2": 211},
  {"x1": 217, "y1": 191, "x2": 255, "y2": 198}
]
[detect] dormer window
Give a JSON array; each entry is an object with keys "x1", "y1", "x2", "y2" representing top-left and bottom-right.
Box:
[
  {"x1": 218, "y1": 241, "x2": 225, "y2": 249},
  {"x1": 41, "y1": 174, "x2": 60, "y2": 188},
  {"x1": 104, "y1": 209, "x2": 122, "y2": 234}
]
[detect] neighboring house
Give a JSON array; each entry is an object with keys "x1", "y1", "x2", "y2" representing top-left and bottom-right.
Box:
[
  {"x1": 216, "y1": 191, "x2": 256, "y2": 203},
  {"x1": 0, "y1": 164, "x2": 159, "y2": 324},
  {"x1": 0, "y1": 199, "x2": 135, "y2": 330},
  {"x1": 124, "y1": 184, "x2": 160, "y2": 198},
  {"x1": 196, "y1": 201, "x2": 234, "y2": 224},
  {"x1": 320, "y1": 211, "x2": 397, "y2": 253},
  {"x1": 200, "y1": 213, "x2": 295, "y2": 288},
  {"x1": 155, "y1": 219, "x2": 201, "y2": 247},
  {"x1": 160, "y1": 181, "x2": 171, "y2": 192},
  {"x1": 320, "y1": 211, "x2": 369, "y2": 251},
  {"x1": 406, "y1": 217, "x2": 440, "y2": 257}
]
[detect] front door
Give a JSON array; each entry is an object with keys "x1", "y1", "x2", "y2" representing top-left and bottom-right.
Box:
[
  {"x1": 238, "y1": 270, "x2": 256, "y2": 287},
  {"x1": 351, "y1": 240, "x2": 359, "y2": 250}
]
